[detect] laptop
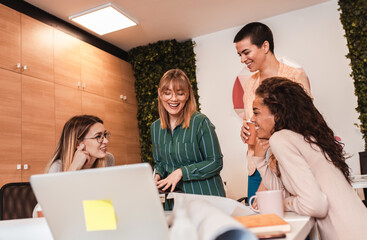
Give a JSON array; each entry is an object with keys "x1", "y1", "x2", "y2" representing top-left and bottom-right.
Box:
[{"x1": 30, "y1": 163, "x2": 169, "y2": 240}]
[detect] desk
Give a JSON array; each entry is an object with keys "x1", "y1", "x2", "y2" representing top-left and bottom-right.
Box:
[
  {"x1": 283, "y1": 212, "x2": 316, "y2": 240},
  {"x1": 351, "y1": 174, "x2": 367, "y2": 189},
  {"x1": 0, "y1": 213, "x2": 315, "y2": 240},
  {"x1": 0, "y1": 217, "x2": 53, "y2": 240}
]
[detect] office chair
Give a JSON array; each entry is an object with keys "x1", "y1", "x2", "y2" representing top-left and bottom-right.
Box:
[
  {"x1": 359, "y1": 151, "x2": 367, "y2": 207},
  {"x1": 237, "y1": 197, "x2": 248, "y2": 206},
  {"x1": 0, "y1": 182, "x2": 38, "y2": 220}
]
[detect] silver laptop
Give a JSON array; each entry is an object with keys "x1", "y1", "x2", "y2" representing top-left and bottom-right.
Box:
[{"x1": 30, "y1": 163, "x2": 169, "y2": 240}]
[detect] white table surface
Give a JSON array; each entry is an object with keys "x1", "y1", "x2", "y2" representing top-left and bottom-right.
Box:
[
  {"x1": 351, "y1": 174, "x2": 367, "y2": 189},
  {"x1": 0, "y1": 217, "x2": 53, "y2": 240},
  {"x1": 283, "y1": 212, "x2": 316, "y2": 240},
  {"x1": 0, "y1": 211, "x2": 315, "y2": 240}
]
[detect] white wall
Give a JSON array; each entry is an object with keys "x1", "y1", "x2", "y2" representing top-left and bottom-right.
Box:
[{"x1": 193, "y1": 0, "x2": 364, "y2": 200}]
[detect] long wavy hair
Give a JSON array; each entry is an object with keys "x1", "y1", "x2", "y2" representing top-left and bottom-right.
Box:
[
  {"x1": 256, "y1": 77, "x2": 350, "y2": 183},
  {"x1": 158, "y1": 69, "x2": 197, "y2": 129},
  {"x1": 45, "y1": 115, "x2": 107, "y2": 172}
]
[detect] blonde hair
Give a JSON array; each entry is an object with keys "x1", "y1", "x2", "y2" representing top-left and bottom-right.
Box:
[
  {"x1": 158, "y1": 69, "x2": 197, "y2": 129},
  {"x1": 45, "y1": 115, "x2": 107, "y2": 172}
]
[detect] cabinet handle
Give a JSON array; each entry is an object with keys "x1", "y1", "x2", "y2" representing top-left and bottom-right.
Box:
[
  {"x1": 82, "y1": 83, "x2": 86, "y2": 89},
  {"x1": 120, "y1": 94, "x2": 127, "y2": 101},
  {"x1": 17, "y1": 164, "x2": 21, "y2": 170},
  {"x1": 23, "y1": 65, "x2": 28, "y2": 71},
  {"x1": 23, "y1": 164, "x2": 29, "y2": 170},
  {"x1": 16, "y1": 63, "x2": 22, "y2": 69},
  {"x1": 78, "y1": 81, "x2": 81, "y2": 88}
]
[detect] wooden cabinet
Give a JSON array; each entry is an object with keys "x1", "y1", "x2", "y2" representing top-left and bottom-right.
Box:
[
  {"x1": 54, "y1": 29, "x2": 81, "y2": 89},
  {"x1": 22, "y1": 75, "x2": 55, "y2": 181},
  {"x1": 53, "y1": 28, "x2": 141, "y2": 166},
  {"x1": 54, "y1": 85, "x2": 82, "y2": 142},
  {"x1": 0, "y1": 3, "x2": 141, "y2": 187},
  {"x1": 103, "y1": 54, "x2": 138, "y2": 105},
  {"x1": 81, "y1": 42, "x2": 105, "y2": 96},
  {"x1": 21, "y1": 14, "x2": 54, "y2": 82},
  {"x1": 0, "y1": 4, "x2": 21, "y2": 73},
  {"x1": 0, "y1": 4, "x2": 53, "y2": 80},
  {"x1": 0, "y1": 68, "x2": 21, "y2": 185}
]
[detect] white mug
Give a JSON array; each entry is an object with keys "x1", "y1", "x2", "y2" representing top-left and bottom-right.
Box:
[{"x1": 248, "y1": 190, "x2": 284, "y2": 217}]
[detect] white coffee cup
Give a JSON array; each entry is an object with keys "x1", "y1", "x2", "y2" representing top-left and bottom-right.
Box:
[{"x1": 248, "y1": 190, "x2": 284, "y2": 217}]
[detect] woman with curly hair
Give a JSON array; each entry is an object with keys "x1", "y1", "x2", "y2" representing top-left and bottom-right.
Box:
[{"x1": 251, "y1": 77, "x2": 367, "y2": 239}]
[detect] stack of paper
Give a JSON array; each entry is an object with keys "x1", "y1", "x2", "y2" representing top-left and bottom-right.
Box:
[{"x1": 167, "y1": 193, "x2": 257, "y2": 240}]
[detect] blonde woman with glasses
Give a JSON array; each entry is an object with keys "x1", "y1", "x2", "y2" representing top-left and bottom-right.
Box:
[
  {"x1": 33, "y1": 115, "x2": 114, "y2": 217},
  {"x1": 45, "y1": 115, "x2": 114, "y2": 172},
  {"x1": 151, "y1": 69, "x2": 225, "y2": 203}
]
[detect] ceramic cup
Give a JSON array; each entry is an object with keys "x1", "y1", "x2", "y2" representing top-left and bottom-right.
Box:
[{"x1": 248, "y1": 190, "x2": 284, "y2": 217}]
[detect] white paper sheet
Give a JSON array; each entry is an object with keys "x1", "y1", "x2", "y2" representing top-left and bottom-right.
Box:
[
  {"x1": 167, "y1": 193, "x2": 257, "y2": 240},
  {"x1": 167, "y1": 192, "x2": 256, "y2": 217}
]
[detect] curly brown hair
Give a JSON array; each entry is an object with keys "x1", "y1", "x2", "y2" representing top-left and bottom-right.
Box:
[{"x1": 255, "y1": 77, "x2": 351, "y2": 183}]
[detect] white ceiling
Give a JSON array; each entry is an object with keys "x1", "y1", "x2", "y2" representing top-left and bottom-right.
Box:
[{"x1": 24, "y1": 0, "x2": 330, "y2": 51}]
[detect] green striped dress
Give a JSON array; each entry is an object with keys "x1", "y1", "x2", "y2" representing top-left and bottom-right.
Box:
[{"x1": 151, "y1": 112, "x2": 226, "y2": 197}]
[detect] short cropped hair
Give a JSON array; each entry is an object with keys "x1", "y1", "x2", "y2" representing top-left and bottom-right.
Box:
[{"x1": 234, "y1": 22, "x2": 274, "y2": 53}]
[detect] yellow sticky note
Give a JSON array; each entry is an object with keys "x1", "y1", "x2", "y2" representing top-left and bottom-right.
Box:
[{"x1": 83, "y1": 199, "x2": 117, "y2": 231}]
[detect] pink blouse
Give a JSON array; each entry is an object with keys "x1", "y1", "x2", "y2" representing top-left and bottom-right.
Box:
[
  {"x1": 254, "y1": 130, "x2": 367, "y2": 240},
  {"x1": 244, "y1": 62, "x2": 311, "y2": 175}
]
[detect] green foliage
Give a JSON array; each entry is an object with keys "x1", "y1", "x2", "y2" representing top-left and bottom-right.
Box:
[
  {"x1": 128, "y1": 39, "x2": 199, "y2": 164},
  {"x1": 338, "y1": 0, "x2": 367, "y2": 149}
]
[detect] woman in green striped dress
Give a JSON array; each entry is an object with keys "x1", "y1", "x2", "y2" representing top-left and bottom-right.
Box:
[{"x1": 151, "y1": 69, "x2": 226, "y2": 199}]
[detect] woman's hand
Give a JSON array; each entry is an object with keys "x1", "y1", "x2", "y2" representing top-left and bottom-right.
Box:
[
  {"x1": 240, "y1": 121, "x2": 250, "y2": 144},
  {"x1": 251, "y1": 198, "x2": 259, "y2": 210},
  {"x1": 68, "y1": 143, "x2": 90, "y2": 171},
  {"x1": 157, "y1": 168, "x2": 183, "y2": 192},
  {"x1": 253, "y1": 138, "x2": 270, "y2": 157},
  {"x1": 154, "y1": 173, "x2": 161, "y2": 184}
]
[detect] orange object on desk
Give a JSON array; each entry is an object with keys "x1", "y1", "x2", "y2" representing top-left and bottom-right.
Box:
[
  {"x1": 37, "y1": 211, "x2": 44, "y2": 218},
  {"x1": 234, "y1": 214, "x2": 291, "y2": 234}
]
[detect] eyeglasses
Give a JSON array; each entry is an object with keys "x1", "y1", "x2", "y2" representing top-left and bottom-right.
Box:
[
  {"x1": 161, "y1": 90, "x2": 187, "y2": 100},
  {"x1": 84, "y1": 131, "x2": 111, "y2": 144}
]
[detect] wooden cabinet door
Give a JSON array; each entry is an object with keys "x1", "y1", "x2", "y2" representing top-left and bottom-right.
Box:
[
  {"x1": 21, "y1": 14, "x2": 54, "y2": 82},
  {"x1": 54, "y1": 29, "x2": 81, "y2": 89},
  {"x1": 103, "y1": 56, "x2": 137, "y2": 104},
  {"x1": 120, "y1": 60, "x2": 138, "y2": 105},
  {"x1": 82, "y1": 91, "x2": 106, "y2": 120},
  {"x1": 0, "y1": 4, "x2": 21, "y2": 73},
  {"x1": 104, "y1": 98, "x2": 127, "y2": 165},
  {"x1": 123, "y1": 103, "x2": 141, "y2": 164},
  {"x1": 55, "y1": 84, "x2": 82, "y2": 142},
  {"x1": 102, "y1": 52, "x2": 123, "y2": 101},
  {"x1": 0, "y1": 68, "x2": 21, "y2": 187},
  {"x1": 22, "y1": 75, "x2": 55, "y2": 181},
  {"x1": 104, "y1": 99, "x2": 141, "y2": 165},
  {"x1": 81, "y1": 42, "x2": 104, "y2": 96}
]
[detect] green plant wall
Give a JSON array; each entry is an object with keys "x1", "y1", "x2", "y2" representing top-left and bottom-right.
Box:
[
  {"x1": 338, "y1": 0, "x2": 367, "y2": 149},
  {"x1": 128, "y1": 39, "x2": 199, "y2": 164}
]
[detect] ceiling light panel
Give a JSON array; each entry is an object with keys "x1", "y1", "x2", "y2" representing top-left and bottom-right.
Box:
[{"x1": 70, "y1": 3, "x2": 137, "y2": 35}]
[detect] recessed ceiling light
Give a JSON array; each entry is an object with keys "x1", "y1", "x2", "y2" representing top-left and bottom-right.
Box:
[{"x1": 69, "y1": 3, "x2": 137, "y2": 35}]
